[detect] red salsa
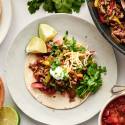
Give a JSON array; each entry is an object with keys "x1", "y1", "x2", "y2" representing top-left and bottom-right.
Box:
[{"x1": 102, "y1": 96, "x2": 125, "y2": 125}]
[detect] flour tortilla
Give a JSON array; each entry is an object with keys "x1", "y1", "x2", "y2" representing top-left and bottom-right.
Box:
[{"x1": 25, "y1": 54, "x2": 90, "y2": 109}]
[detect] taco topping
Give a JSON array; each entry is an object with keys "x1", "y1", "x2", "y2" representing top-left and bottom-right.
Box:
[{"x1": 27, "y1": 24, "x2": 106, "y2": 102}]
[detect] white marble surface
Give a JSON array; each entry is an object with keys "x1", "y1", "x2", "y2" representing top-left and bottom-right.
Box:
[{"x1": 0, "y1": 0, "x2": 125, "y2": 125}]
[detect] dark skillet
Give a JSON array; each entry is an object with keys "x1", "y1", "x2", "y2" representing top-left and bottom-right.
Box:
[{"x1": 87, "y1": 0, "x2": 125, "y2": 54}]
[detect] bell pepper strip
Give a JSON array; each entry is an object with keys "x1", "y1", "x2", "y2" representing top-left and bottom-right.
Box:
[
  {"x1": 31, "y1": 82, "x2": 46, "y2": 89},
  {"x1": 94, "y1": 0, "x2": 100, "y2": 7},
  {"x1": 99, "y1": 14, "x2": 106, "y2": 23},
  {"x1": 108, "y1": 0, "x2": 115, "y2": 16},
  {"x1": 112, "y1": 16, "x2": 124, "y2": 28},
  {"x1": 43, "y1": 73, "x2": 51, "y2": 84},
  {"x1": 109, "y1": 11, "x2": 115, "y2": 20},
  {"x1": 42, "y1": 60, "x2": 50, "y2": 66}
]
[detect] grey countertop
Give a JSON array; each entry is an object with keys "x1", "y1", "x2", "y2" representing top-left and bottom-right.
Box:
[{"x1": 1, "y1": 0, "x2": 125, "y2": 125}]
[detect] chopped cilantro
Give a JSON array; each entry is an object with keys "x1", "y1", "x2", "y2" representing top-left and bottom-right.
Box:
[
  {"x1": 63, "y1": 69, "x2": 69, "y2": 80},
  {"x1": 51, "y1": 58, "x2": 61, "y2": 70},
  {"x1": 63, "y1": 32, "x2": 86, "y2": 52},
  {"x1": 50, "y1": 44, "x2": 58, "y2": 56}
]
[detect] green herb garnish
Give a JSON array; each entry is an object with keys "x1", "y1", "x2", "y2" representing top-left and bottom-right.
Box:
[
  {"x1": 63, "y1": 69, "x2": 69, "y2": 80},
  {"x1": 76, "y1": 63, "x2": 106, "y2": 98},
  {"x1": 27, "y1": 0, "x2": 43, "y2": 14},
  {"x1": 27, "y1": 0, "x2": 85, "y2": 14},
  {"x1": 50, "y1": 44, "x2": 59, "y2": 56},
  {"x1": 63, "y1": 32, "x2": 86, "y2": 52},
  {"x1": 51, "y1": 58, "x2": 61, "y2": 70}
]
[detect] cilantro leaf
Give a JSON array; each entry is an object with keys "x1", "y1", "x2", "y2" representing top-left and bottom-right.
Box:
[
  {"x1": 76, "y1": 84, "x2": 89, "y2": 97},
  {"x1": 72, "y1": 0, "x2": 85, "y2": 12},
  {"x1": 53, "y1": 0, "x2": 72, "y2": 13},
  {"x1": 27, "y1": 0, "x2": 44, "y2": 14},
  {"x1": 43, "y1": 0, "x2": 55, "y2": 12}
]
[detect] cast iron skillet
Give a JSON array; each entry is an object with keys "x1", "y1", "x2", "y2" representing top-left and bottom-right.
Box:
[{"x1": 87, "y1": 0, "x2": 125, "y2": 54}]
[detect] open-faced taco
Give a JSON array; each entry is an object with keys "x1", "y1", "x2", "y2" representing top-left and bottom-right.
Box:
[{"x1": 25, "y1": 24, "x2": 106, "y2": 109}]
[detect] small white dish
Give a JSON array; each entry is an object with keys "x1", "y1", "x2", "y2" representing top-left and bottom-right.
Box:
[
  {"x1": 6, "y1": 14, "x2": 117, "y2": 125},
  {"x1": 0, "y1": 0, "x2": 12, "y2": 44}
]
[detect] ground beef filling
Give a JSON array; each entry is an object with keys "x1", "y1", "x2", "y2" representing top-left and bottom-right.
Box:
[{"x1": 29, "y1": 56, "x2": 83, "y2": 101}]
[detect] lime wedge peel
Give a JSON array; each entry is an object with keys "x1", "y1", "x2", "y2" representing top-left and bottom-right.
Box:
[
  {"x1": 39, "y1": 24, "x2": 57, "y2": 42},
  {"x1": 0, "y1": 106, "x2": 20, "y2": 125},
  {"x1": 26, "y1": 36, "x2": 47, "y2": 54}
]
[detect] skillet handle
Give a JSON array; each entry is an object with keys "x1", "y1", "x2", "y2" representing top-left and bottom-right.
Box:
[{"x1": 111, "y1": 85, "x2": 125, "y2": 95}]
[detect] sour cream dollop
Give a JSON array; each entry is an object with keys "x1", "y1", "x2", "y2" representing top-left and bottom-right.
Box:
[{"x1": 50, "y1": 66, "x2": 67, "y2": 80}]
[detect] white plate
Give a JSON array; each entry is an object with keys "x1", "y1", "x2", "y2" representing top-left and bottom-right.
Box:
[
  {"x1": 6, "y1": 14, "x2": 117, "y2": 125},
  {"x1": 0, "y1": 0, "x2": 12, "y2": 44}
]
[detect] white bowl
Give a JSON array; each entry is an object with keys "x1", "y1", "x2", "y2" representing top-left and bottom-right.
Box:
[{"x1": 98, "y1": 93, "x2": 125, "y2": 125}]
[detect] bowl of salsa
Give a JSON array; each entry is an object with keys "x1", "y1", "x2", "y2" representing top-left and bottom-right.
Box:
[{"x1": 98, "y1": 93, "x2": 125, "y2": 125}]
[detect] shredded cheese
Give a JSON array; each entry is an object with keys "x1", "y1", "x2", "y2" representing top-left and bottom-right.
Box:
[{"x1": 63, "y1": 50, "x2": 92, "y2": 72}]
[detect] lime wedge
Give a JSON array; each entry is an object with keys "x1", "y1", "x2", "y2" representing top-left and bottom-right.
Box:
[
  {"x1": 26, "y1": 36, "x2": 47, "y2": 53},
  {"x1": 0, "y1": 106, "x2": 20, "y2": 125},
  {"x1": 39, "y1": 24, "x2": 57, "y2": 42}
]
